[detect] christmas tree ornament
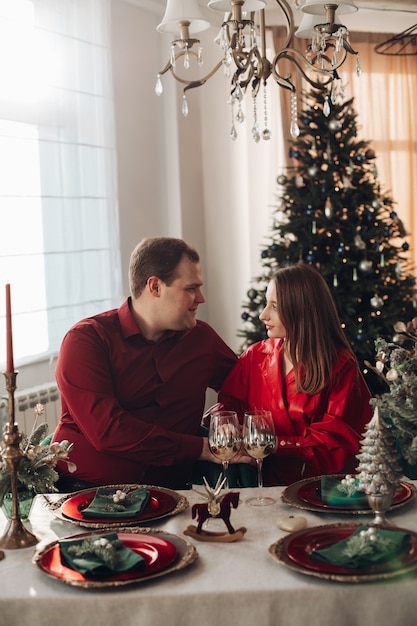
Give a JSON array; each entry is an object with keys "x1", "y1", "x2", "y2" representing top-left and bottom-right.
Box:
[
  {"x1": 370, "y1": 295, "x2": 384, "y2": 309},
  {"x1": 359, "y1": 259, "x2": 373, "y2": 272},
  {"x1": 324, "y1": 197, "x2": 333, "y2": 217},
  {"x1": 328, "y1": 119, "x2": 341, "y2": 131},
  {"x1": 308, "y1": 165, "x2": 318, "y2": 177},
  {"x1": 323, "y1": 95, "x2": 331, "y2": 117},
  {"x1": 356, "y1": 406, "x2": 403, "y2": 525},
  {"x1": 354, "y1": 234, "x2": 366, "y2": 249}
]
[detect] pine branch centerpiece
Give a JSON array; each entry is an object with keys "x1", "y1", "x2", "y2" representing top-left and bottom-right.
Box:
[
  {"x1": 365, "y1": 317, "x2": 417, "y2": 474},
  {"x1": 0, "y1": 404, "x2": 76, "y2": 509},
  {"x1": 356, "y1": 406, "x2": 403, "y2": 525}
]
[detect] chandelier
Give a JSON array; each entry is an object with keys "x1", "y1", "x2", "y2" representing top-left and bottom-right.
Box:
[{"x1": 155, "y1": 1, "x2": 360, "y2": 141}]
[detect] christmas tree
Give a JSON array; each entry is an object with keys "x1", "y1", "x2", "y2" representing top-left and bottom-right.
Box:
[{"x1": 239, "y1": 88, "x2": 416, "y2": 394}]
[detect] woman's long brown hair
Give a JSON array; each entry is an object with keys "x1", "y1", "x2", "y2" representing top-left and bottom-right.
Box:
[{"x1": 272, "y1": 263, "x2": 354, "y2": 394}]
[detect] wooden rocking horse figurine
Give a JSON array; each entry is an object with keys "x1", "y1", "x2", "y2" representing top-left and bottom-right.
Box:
[{"x1": 184, "y1": 475, "x2": 247, "y2": 543}]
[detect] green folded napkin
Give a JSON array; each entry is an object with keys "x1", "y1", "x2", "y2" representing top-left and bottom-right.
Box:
[
  {"x1": 311, "y1": 526, "x2": 411, "y2": 570},
  {"x1": 320, "y1": 475, "x2": 368, "y2": 507},
  {"x1": 81, "y1": 487, "x2": 150, "y2": 519},
  {"x1": 59, "y1": 532, "x2": 146, "y2": 578}
]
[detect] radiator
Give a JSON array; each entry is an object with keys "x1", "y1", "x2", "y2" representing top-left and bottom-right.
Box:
[{"x1": 0, "y1": 382, "x2": 61, "y2": 436}]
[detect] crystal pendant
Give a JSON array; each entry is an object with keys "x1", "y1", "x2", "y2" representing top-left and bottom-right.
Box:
[
  {"x1": 352, "y1": 267, "x2": 358, "y2": 282},
  {"x1": 333, "y1": 274, "x2": 338, "y2": 287},
  {"x1": 236, "y1": 105, "x2": 245, "y2": 123},
  {"x1": 170, "y1": 45, "x2": 176, "y2": 68},
  {"x1": 221, "y1": 25, "x2": 229, "y2": 50},
  {"x1": 252, "y1": 93, "x2": 260, "y2": 142},
  {"x1": 323, "y1": 96, "x2": 331, "y2": 117},
  {"x1": 290, "y1": 120, "x2": 300, "y2": 138},
  {"x1": 235, "y1": 83, "x2": 244, "y2": 103},
  {"x1": 182, "y1": 94, "x2": 189, "y2": 117},
  {"x1": 155, "y1": 74, "x2": 163, "y2": 96},
  {"x1": 252, "y1": 123, "x2": 261, "y2": 142},
  {"x1": 230, "y1": 124, "x2": 238, "y2": 140},
  {"x1": 261, "y1": 85, "x2": 271, "y2": 139},
  {"x1": 290, "y1": 92, "x2": 300, "y2": 138},
  {"x1": 184, "y1": 49, "x2": 190, "y2": 69},
  {"x1": 198, "y1": 45, "x2": 203, "y2": 67},
  {"x1": 356, "y1": 56, "x2": 362, "y2": 77}
]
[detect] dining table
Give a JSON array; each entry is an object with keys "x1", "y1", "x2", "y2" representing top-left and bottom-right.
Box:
[{"x1": 1, "y1": 482, "x2": 417, "y2": 626}]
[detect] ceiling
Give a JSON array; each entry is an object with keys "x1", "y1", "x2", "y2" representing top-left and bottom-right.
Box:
[
  {"x1": 355, "y1": 0, "x2": 417, "y2": 11},
  {"x1": 282, "y1": 1, "x2": 417, "y2": 33}
]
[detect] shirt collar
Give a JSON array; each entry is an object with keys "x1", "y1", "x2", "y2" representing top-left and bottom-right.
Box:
[
  {"x1": 118, "y1": 297, "x2": 182, "y2": 342},
  {"x1": 118, "y1": 298, "x2": 141, "y2": 339}
]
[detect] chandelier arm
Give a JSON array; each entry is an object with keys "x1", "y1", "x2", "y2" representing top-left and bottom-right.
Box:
[
  {"x1": 342, "y1": 39, "x2": 358, "y2": 57},
  {"x1": 158, "y1": 49, "x2": 223, "y2": 88},
  {"x1": 271, "y1": 48, "x2": 337, "y2": 92},
  {"x1": 272, "y1": 0, "x2": 295, "y2": 50},
  {"x1": 182, "y1": 60, "x2": 224, "y2": 93}
]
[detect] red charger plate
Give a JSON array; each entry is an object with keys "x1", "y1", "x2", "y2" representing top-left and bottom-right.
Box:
[
  {"x1": 61, "y1": 488, "x2": 176, "y2": 525},
  {"x1": 281, "y1": 474, "x2": 416, "y2": 514},
  {"x1": 269, "y1": 523, "x2": 417, "y2": 582},
  {"x1": 286, "y1": 525, "x2": 417, "y2": 576},
  {"x1": 38, "y1": 533, "x2": 177, "y2": 584},
  {"x1": 298, "y1": 479, "x2": 412, "y2": 511}
]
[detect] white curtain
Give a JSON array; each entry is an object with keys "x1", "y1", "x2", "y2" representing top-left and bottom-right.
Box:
[{"x1": 0, "y1": 0, "x2": 121, "y2": 367}]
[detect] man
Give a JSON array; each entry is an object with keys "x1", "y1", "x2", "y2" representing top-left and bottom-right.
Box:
[{"x1": 53, "y1": 237, "x2": 238, "y2": 489}]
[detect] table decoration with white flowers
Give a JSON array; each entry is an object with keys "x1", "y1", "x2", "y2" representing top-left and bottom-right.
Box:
[{"x1": 0, "y1": 403, "x2": 76, "y2": 521}]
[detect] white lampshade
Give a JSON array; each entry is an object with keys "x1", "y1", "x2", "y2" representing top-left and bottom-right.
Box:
[
  {"x1": 157, "y1": 0, "x2": 211, "y2": 34},
  {"x1": 295, "y1": 12, "x2": 342, "y2": 38},
  {"x1": 301, "y1": 0, "x2": 358, "y2": 15},
  {"x1": 208, "y1": 0, "x2": 267, "y2": 12}
]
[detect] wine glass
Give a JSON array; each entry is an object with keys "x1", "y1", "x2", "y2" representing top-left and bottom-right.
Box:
[
  {"x1": 208, "y1": 411, "x2": 242, "y2": 489},
  {"x1": 243, "y1": 410, "x2": 277, "y2": 506}
]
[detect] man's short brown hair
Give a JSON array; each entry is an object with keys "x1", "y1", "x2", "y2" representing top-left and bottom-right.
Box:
[{"x1": 129, "y1": 237, "x2": 200, "y2": 298}]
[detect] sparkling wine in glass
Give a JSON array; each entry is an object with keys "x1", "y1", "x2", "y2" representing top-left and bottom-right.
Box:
[
  {"x1": 208, "y1": 411, "x2": 242, "y2": 489},
  {"x1": 243, "y1": 410, "x2": 276, "y2": 506}
]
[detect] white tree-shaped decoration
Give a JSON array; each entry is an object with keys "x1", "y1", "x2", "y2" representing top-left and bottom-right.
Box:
[{"x1": 356, "y1": 406, "x2": 403, "y2": 524}]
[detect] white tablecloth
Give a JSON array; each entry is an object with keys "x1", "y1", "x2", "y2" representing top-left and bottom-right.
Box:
[{"x1": 1, "y1": 485, "x2": 417, "y2": 626}]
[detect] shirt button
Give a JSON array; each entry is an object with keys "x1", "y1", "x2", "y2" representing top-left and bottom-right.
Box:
[{"x1": 280, "y1": 440, "x2": 286, "y2": 446}]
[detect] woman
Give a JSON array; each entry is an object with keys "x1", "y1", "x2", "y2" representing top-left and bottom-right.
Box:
[{"x1": 218, "y1": 263, "x2": 373, "y2": 486}]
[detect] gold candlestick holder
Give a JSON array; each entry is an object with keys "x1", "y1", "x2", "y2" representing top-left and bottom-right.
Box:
[{"x1": 0, "y1": 371, "x2": 38, "y2": 550}]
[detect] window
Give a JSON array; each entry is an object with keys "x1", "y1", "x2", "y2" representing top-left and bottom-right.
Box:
[{"x1": 0, "y1": 0, "x2": 121, "y2": 367}]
